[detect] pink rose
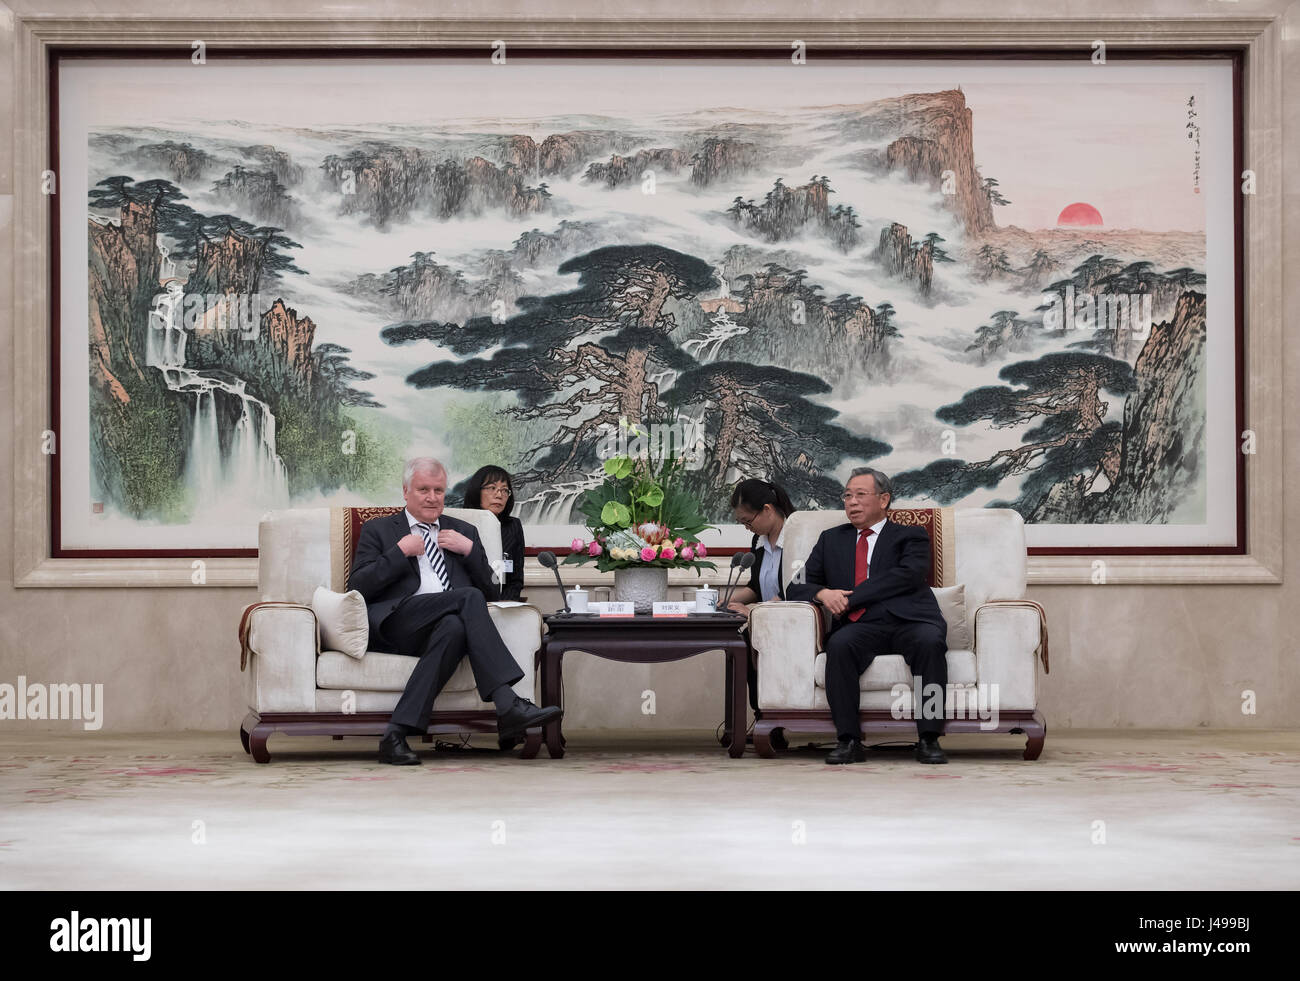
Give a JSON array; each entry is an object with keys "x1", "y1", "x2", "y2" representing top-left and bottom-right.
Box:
[
  {"x1": 639, "y1": 546, "x2": 657, "y2": 562},
  {"x1": 673, "y1": 537, "x2": 684, "y2": 548},
  {"x1": 681, "y1": 546, "x2": 695, "y2": 561},
  {"x1": 660, "y1": 546, "x2": 676, "y2": 561},
  {"x1": 587, "y1": 541, "x2": 602, "y2": 557},
  {"x1": 571, "y1": 538, "x2": 584, "y2": 552},
  {"x1": 695, "y1": 543, "x2": 707, "y2": 557}
]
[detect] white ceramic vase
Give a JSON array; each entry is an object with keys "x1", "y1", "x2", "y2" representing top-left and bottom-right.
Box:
[{"x1": 614, "y1": 566, "x2": 669, "y2": 614}]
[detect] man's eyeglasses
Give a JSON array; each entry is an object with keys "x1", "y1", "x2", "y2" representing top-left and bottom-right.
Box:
[{"x1": 841, "y1": 491, "x2": 885, "y2": 502}]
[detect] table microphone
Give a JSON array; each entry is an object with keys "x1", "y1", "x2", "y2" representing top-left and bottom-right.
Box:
[
  {"x1": 721, "y1": 551, "x2": 755, "y2": 610},
  {"x1": 536, "y1": 550, "x2": 571, "y2": 612}
]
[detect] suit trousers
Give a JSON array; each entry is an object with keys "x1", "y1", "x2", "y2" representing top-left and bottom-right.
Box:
[
  {"x1": 824, "y1": 609, "x2": 948, "y2": 739},
  {"x1": 381, "y1": 588, "x2": 524, "y2": 730}
]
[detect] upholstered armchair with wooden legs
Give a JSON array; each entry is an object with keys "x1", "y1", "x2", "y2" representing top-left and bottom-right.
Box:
[
  {"x1": 747, "y1": 507, "x2": 1048, "y2": 760},
  {"x1": 238, "y1": 506, "x2": 543, "y2": 763}
]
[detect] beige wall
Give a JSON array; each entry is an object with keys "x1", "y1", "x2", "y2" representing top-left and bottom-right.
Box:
[{"x1": 2, "y1": 0, "x2": 1296, "y2": 734}]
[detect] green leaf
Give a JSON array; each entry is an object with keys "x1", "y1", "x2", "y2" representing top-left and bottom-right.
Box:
[
  {"x1": 600, "y1": 500, "x2": 631, "y2": 527},
  {"x1": 638, "y1": 484, "x2": 664, "y2": 507}
]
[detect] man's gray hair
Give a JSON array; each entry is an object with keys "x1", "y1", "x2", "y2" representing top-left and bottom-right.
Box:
[
  {"x1": 847, "y1": 467, "x2": 893, "y2": 507},
  {"x1": 403, "y1": 456, "x2": 447, "y2": 489}
]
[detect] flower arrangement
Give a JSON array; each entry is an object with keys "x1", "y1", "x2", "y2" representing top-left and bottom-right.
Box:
[{"x1": 562, "y1": 420, "x2": 716, "y2": 574}]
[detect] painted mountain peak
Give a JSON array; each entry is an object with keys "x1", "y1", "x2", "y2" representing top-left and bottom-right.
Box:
[{"x1": 82, "y1": 80, "x2": 1209, "y2": 544}]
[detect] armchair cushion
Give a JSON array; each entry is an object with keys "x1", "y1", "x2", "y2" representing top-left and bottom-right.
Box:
[
  {"x1": 813, "y1": 649, "x2": 978, "y2": 691},
  {"x1": 311, "y1": 586, "x2": 369, "y2": 660},
  {"x1": 316, "y1": 650, "x2": 478, "y2": 693}
]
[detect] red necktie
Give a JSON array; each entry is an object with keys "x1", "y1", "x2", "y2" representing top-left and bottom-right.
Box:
[{"x1": 847, "y1": 528, "x2": 874, "y2": 622}]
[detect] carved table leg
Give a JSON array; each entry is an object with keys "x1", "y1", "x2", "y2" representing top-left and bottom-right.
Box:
[
  {"x1": 543, "y1": 646, "x2": 565, "y2": 759},
  {"x1": 728, "y1": 645, "x2": 746, "y2": 758},
  {"x1": 721, "y1": 654, "x2": 735, "y2": 746}
]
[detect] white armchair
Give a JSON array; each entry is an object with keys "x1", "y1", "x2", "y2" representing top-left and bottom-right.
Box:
[
  {"x1": 748, "y1": 507, "x2": 1048, "y2": 759},
  {"x1": 238, "y1": 507, "x2": 543, "y2": 763}
]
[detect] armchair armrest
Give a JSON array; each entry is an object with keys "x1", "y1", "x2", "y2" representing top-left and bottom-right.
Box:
[
  {"x1": 972, "y1": 600, "x2": 1048, "y2": 711},
  {"x1": 238, "y1": 602, "x2": 318, "y2": 713},
  {"x1": 488, "y1": 602, "x2": 543, "y2": 701},
  {"x1": 749, "y1": 600, "x2": 822, "y2": 709}
]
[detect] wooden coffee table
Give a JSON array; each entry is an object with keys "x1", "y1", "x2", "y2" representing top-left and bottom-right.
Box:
[{"x1": 540, "y1": 612, "x2": 750, "y2": 758}]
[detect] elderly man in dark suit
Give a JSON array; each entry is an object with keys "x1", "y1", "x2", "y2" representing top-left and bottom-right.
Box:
[
  {"x1": 349, "y1": 456, "x2": 560, "y2": 765},
  {"x1": 787, "y1": 468, "x2": 949, "y2": 765}
]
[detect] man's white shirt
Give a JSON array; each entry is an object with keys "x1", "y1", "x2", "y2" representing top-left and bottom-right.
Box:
[
  {"x1": 404, "y1": 508, "x2": 446, "y2": 595},
  {"x1": 859, "y1": 517, "x2": 888, "y2": 569}
]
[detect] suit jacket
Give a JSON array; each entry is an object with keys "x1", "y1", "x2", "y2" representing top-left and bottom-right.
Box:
[
  {"x1": 348, "y1": 510, "x2": 497, "y2": 652},
  {"x1": 499, "y1": 515, "x2": 525, "y2": 602},
  {"x1": 745, "y1": 532, "x2": 786, "y2": 602},
  {"x1": 786, "y1": 519, "x2": 945, "y2": 634}
]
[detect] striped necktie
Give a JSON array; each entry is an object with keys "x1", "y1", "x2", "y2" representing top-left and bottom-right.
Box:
[{"x1": 414, "y1": 522, "x2": 451, "y2": 590}]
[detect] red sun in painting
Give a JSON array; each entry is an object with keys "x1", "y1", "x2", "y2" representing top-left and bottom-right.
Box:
[{"x1": 1057, "y1": 202, "x2": 1104, "y2": 226}]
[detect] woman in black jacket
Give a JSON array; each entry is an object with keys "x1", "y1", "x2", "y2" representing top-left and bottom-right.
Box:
[
  {"x1": 462, "y1": 465, "x2": 525, "y2": 602},
  {"x1": 726, "y1": 478, "x2": 796, "y2": 715},
  {"x1": 726, "y1": 478, "x2": 796, "y2": 612}
]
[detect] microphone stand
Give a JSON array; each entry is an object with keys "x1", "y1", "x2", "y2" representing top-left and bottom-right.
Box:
[
  {"x1": 722, "y1": 553, "x2": 756, "y2": 611},
  {"x1": 537, "y1": 551, "x2": 571, "y2": 613}
]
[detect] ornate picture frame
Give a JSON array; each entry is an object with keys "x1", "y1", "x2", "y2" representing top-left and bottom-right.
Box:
[{"x1": 11, "y1": 16, "x2": 1284, "y2": 587}]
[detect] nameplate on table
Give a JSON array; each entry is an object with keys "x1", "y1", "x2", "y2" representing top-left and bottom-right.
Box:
[
  {"x1": 590, "y1": 601, "x2": 635, "y2": 617},
  {"x1": 652, "y1": 601, "x2": 694, "y2": 617}
]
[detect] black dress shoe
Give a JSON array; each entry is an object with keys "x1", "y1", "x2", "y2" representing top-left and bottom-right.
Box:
[
  {"x1": 915, "y1": 733, "x2": 948, "y2": 764},
  {"x1": 497, "y1": 699, "x2": 563, "y2": 739},
  {"x1": 825, "y1": 737, "x2": 867, "y2": 765},
  {"x1": 378, "y1": 731, "x2": 421, "y2": 765}
]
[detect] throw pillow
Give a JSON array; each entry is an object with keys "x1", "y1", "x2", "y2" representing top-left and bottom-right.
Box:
[
  {"x1": 312, "y1": 586, "x2": 369, "y2": 660},
  {"x1": 931, "y1": 584, "x2": 972, "y2": 650}
]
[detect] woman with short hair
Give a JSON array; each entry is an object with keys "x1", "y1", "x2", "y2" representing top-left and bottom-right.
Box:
[{"x1": 462, "y1": 465, "x2": 525, "y2": 602}]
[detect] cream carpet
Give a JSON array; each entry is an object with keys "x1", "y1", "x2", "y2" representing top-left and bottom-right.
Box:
[{"x1": 2, "y1": 729, "x2": 1297, "y2": 889}]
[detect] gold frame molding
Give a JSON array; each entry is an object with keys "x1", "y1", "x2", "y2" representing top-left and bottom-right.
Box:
[{"x1": 10, "y1": 15, "x2": 1285, "y2": 587}]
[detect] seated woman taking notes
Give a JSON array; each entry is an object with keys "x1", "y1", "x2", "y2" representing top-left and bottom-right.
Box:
[
  {"x1": 726, "y1": 478, "x2": 796, "y2": 613},
  {"x1": 726, "y1": 479, "x2": 796, "y2": 715}
]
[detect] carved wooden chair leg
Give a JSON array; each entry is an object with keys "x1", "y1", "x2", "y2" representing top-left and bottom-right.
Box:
[
  {"x1": 249, "y1": 725, "x2": 274, "y2": 764},
  {"x1": 1022, "y1": 712, "x2": 1046, "y2": 761},
  {"x1": 753, "y1": 720, "x2": 779, "y2": 759}
]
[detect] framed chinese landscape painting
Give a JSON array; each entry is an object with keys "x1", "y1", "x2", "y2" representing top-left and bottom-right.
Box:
[{"x1": 50, "y1": 49, "x2": 1243, "y2": 560}]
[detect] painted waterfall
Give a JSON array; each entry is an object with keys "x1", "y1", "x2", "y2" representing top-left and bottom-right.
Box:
[{"x1": 65, "y1": 57, "x2": 1234, "y2": 550}]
